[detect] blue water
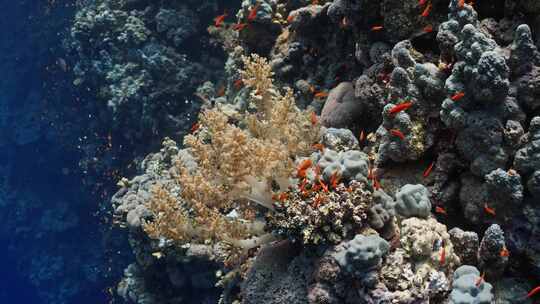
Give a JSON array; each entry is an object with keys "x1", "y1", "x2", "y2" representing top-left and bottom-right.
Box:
[{"x1": 0, "y1": 1, "x2": 126, "y2": 303}]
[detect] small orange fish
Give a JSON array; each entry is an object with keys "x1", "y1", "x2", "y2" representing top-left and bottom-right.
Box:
[
  {"x1": 234, "y1": 79, "x2": 244, "y2": 90},
  {"x1": 232, "y1": 23, "x2": 248, "y2": 31},
  {"x1": 359, "y1": 130, "x2": 365, "y2": 142},
  {"x1": 371, "y1": 25, "x2": 384, "y2": 31},
  {"x1": 389, "y1": 102, "x2": 413, "y2": 115},
  {"x1": 319, "y1": 180, "x2": 329, "y2": 192},
  {"x1": 312, "y1": 143, "x2": 325, "y2": 152},
  {"x1": 484, "y1": 203, "x2": 496, "y2": 216},
  {"x1": 314, "y1": 91, "x2": 329, "y2": 98},
  {"x1": 297, "y1": 159, "x2": 313, "y2": 178},
  {"x1": 329, "y1": 172, "x2": 341, "y2": 189},
  {"x1": 475, "y1": 272, "x2": 485, "y2": 287},
  {"x1": 287, "y1": 12, "x2": 296, "y2": 24},
  {"x1": 458, "y1": 0, "x2": 465, "y2": 8},
  {"x1": 310, "y1": 112, "x2": 318, "y2": 125},
  {"x1": 214, "y1": 11, "x2": 228, "y2": 27},
  {"x1": 216, "y1": 85, "x2": 226, "y2": 97},
  {"x1": 527, "y1": 286, "x2": 540, "y2": 298},
  {"x1": 423, "y1": 161, "x2": 435, "y2": 178},
  {"x1": 191, "y1": 123, "x2": 200, "y2": 133},
  {"x1": 451, "y1": 91, "x2": 465, "y2": 101},
  {"x1": 247, "y1": 3, "x2": 261, "y2": 22},
  {"x1": 500, "y1": 246, "x2": 510, "y2": 257},
  {"x1": 439, "y1": 245, "x2": 446, "y2": 265},
  {"x1": 373, "y1": 178, "x2": 381, "y2": 190},
  {"x1": 435, "y1": 206, "x2": 447, "y2": 215},
  {"x1": 421, "y1": 3, "x2": 432, "y2": 17},
  {"x1": 390, "y1": 129, "x2": 406, "y2": 140},
  {"x1": 423, "y1": 25, "x2": 433, "y2": 33}
]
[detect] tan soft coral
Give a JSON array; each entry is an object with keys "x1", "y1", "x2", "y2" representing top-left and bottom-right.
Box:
[{"x1": 142, "y1": 54, "x2": 321, "y2": 262}]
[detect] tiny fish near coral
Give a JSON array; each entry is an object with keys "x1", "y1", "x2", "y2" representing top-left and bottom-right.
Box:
[
  {"x1": 421, "y1": 3, "x2": 432, "y2": 17},
  {"x1": 484, "y1": 203, "x2": 496, "y2": 216},
  {"x1": 371, "y1": 25, "x2": 384, "y2": 31},
  {"x1": 423, "y1": 161, "x2": 435, "y2": 178},
  {"x1": 451, "y1": 92, "x2": 465, "y2": 101},
  {"x1": 214, "y1": 11, "x2": 228, "y2": 27},
  {"x1": 435, "y1": 206, "x2": 447, "y2": 215},
  {"x1": 232, "y1": 23, "x2": 248, "y2": 31},
  {"x1": 390, "y1": 129, "x2": 406, "y2": 140},
  {"x1": 500, "y1": 246, "x2": 510, "y2": 257},
  {"x1": 389, "y1": 102, "x2": 413, "y2": 115},
  {"x1": 247, "y1": 3, "x2": 261, "y2": 22}
]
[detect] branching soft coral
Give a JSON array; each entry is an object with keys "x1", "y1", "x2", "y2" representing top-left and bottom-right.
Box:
[{"x1": 143, "y1": 54, "x2": 321, "y2": 262}]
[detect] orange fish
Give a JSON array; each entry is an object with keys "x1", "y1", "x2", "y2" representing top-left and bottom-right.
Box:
[
  {"x1": 216, "y1": 85, "x2": 226, "y2": 97},
  {"x1": 359, "y1": 130, "x2": 365, "y2": 142},
  {"x1": 314, "y1": 91, "x2": 329, "y2": 98},
  {"x1": 232, "y1": 23, "x2": 248, "y2": 31},
  {"x1": 527, "y1": 286, "x2": 540, "y2": 298},
  {"x1": 484, "y1": 203, "x2": 496, "y2": 216},
  {"x1": 475, "y1": 272, "x2": 485, "y2": 287},
  {"x1": 390, "y1": 129, "x2": 406, "y2": 140},
  {"x1": 371, "y1": 25, "x2": 384, "y2": 31},
  {"x1": 247, "y1": 3, "x2": 261, "y2": 22},
  {"x1": 435, "y1": 206, "x2": 447, "y2": 215},
  {"x1": 389, "y1": 102, "x2": 413, "y2": 115},
  {"x1": 451, "y1": 91, "x2": 465, "y2": 101},
  {"x1": 233, "y1": 79, "x2": 244, "y2": 90},
  {"x1": 297, "y1": 159, "x2": 313, "y2": 178},
  {"x1": 312, "y1": 143, "x2": 325, "y2": 152},
  {"x1": 439, "y1": 245, "x2": 446, "y2": 265},
  {"x1": 329, "y1": 172, "x2": 341, "y2": 189},
  {"x1": 423, "y1": 25, "x2": 433, "y2": 33},
  {"x1": 319, "y1": 180, "x2": 329, "y2": 192},
  {"x1": 500, "y1": 246, "x2": 510, "y2": 257},
  {"x1": 287, "y1": 13, "x2": 296, "y2": 24},
  {"x1": 421, "y1": 3, "x2": 432, "y2": 17},
  {"x1": 458, "y1": 0, "x2": 465, "y2": 8},
  {"x1": 423, "y1": 161, "x2": 435, "y2": 178},
  {"x1": 214, "y1": 11, "x2": 228, "y2": 27},
  {"x1": 311, "y1": 112, "x2": 318, "y2": 125},
  {"x1": 191, "y1": 123, "x2": 200, "y2": 133}
]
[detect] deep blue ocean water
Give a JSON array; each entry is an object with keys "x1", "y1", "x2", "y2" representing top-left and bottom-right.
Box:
[{"x1": 0, "y1": 1, "x2": 126, "y2": 303}]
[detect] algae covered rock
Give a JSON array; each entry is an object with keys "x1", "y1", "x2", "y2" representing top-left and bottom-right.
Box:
[
  {"x1": 449, "y1": 265, "x2": 493, "y2": 304},
  {"x1": 395, "y1": 184, "x2": 431, "y2": 218}
]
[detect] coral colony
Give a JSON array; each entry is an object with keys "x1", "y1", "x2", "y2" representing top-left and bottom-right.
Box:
[{"x1": 87, "y1": 0, "x2": 540, "y2": 303}]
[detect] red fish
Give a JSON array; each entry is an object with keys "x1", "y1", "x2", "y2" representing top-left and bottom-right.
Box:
[
  {"x1": 248, "y1": 3, "x2": 261, "y2": 22},
  {"x1": 233, "y1": 79, "x2": 244, "y2": 90},
  {"x1": 423, "y1": 25, "x2": 433, "y2": 33},
  {"x1": 287, "y1": 13, "x2": 296, "y2": 24},
  {"x1": 314, "y1": 91, "x2": 329, "y2": 98},
  {"x1": 423, "y1": 161, "x2": 435, "y2": 178},
  {"x1": 458, "y1": 0, "x2": 465, "y2": 8},
  {"x1": 390, "y1": 129, "x2": 405, "y2": 140},
  {"x1": 191, "y1": 123, "x2": 200, "y2": 133},
  {"x1": 439, "y1": 246, "x2": 446, "y2": 265},
  {"x1": 214, "y1": 11, "x2": 228, "y2": 27},
  {"x1": 232, "y1": 23, "x2": 248, "y2": 31},
  {"x1": 435, "y1": 206, "x2": 447, "y2": 215},
  {"x1": 500, "y1": 246, "x2": 510, "y2": 257},
  {"x1": 371, "y1": 25, "x2": 384, "y2": 31},
  {"x1": 389, "y1": 102, "x2": 413, "y2": 115},
  {"x1": 527, "y1": 286, "x2": 540, "y2": 298},
  {"x1": 311, "y1": 112, "x2": 318, "y2": 125},
  {"x1": 484, "y1": 203, "x2": 496, "y2": 216},
  {"x1": 451, "y1": 91, "x2": 465, "y2": 101},
  {"x1": 421, "y1": 3, "x2": 432, "y2": 17}
]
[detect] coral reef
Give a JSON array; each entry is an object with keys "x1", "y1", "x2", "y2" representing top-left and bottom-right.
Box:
[{"x1": 108, "y1": 0, "x2": 540, "y2": 303}]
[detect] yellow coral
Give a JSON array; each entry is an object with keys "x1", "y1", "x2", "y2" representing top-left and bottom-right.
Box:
[{"x1": 143, "y1": 54, "x2": 320, "y2": 263}]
